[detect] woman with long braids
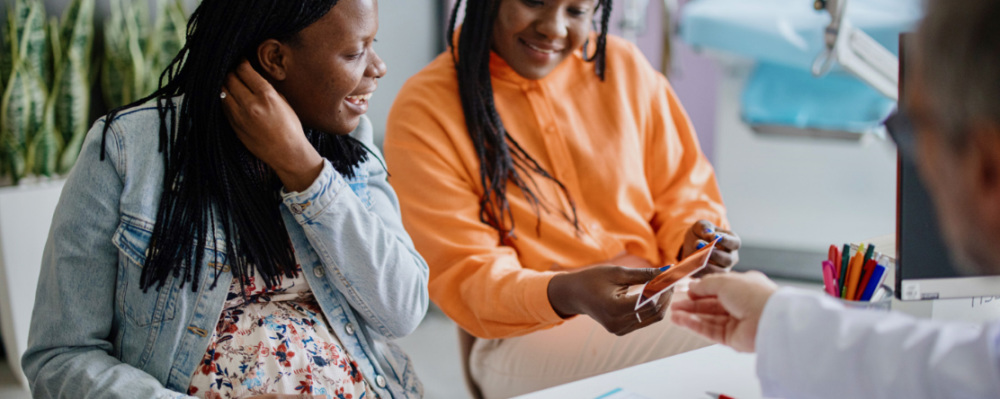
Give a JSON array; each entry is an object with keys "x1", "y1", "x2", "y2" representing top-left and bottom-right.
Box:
[
  {"x1": 22, "y1": 0, "x2": 427, "y2": 398},
  {"x1": 385, "y1": 0, "x2": 739, "y2": 396}
]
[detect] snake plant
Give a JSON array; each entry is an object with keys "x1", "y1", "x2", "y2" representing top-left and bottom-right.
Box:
[
  {"x1": 103, "y1": 0, "x2": 187, "y2": 110},
  {"x1": 50, "y1": 0, "x2": 96, "y2": 175},
  {"x1": 1, "y1": 0, "x2": 48, "y2": 183},
  {"x1": 148, "y1": 0, "x2": 187, "y2": 89},
  {"x1": 0, "y1": 0, "x2": 183, "y2": 184}
]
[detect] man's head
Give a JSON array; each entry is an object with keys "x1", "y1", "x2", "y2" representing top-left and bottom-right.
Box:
[{"x1": 909, "y1": 0, "x2": 1000, "y2": 274}]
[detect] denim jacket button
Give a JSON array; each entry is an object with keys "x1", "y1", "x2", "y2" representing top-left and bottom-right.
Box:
[
  {"x1": 313, "y1": 267, "x2": 325, "y2": 278},
  {"x1": 345, "y1": 323, "x2": 355, "y2": 335},
  {"x1": 290, "y1": 203, "x2": 304, "y2": 215},
  {"x1": 375, "y1": 374, "x2": 387, "y2": 388}
]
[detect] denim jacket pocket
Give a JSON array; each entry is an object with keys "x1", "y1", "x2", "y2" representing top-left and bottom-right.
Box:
[{"x1": 112, "y1": 214, "x2": 180, "y2": 328}]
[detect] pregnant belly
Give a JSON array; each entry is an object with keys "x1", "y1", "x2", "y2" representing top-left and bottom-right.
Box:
[{"x1": 187, "y1": 300, "x2": 372, "y2": 398}]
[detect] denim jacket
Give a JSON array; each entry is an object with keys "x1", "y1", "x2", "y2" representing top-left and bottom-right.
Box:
[{"x1": 22, "y1": 100, "x2": 429, "y2": 398}]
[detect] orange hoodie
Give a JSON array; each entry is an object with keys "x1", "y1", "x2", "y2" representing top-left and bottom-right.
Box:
[{"x1": 384, "y1": 36, "x2": 728, "y2": 339}]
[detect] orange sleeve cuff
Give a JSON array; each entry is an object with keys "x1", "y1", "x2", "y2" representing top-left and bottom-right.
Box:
[{"x1": 522, "y1": 271, "x2": 565, "y2": 326}]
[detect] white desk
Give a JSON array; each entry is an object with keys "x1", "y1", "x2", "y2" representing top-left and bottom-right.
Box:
[{"x1": 513, "y1": 345, "x2": 767, "y2": 399}]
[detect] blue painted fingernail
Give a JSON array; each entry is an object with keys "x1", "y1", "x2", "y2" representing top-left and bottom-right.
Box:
[
  {"x1": 704, "y1": 228, "x2": 714, "y2": 235},
  {"x1": 696, "y1": 242, "x2": 707, "y2": 250},
  {"x1": 660, "y1": 264, "x2": 673, "y2": 271},
  {"x1": 714, "y1": 234, "x2": 722, "y2": 241}
]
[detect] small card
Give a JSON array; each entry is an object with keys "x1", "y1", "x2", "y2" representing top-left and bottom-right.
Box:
[{"x1": 634, "y1": 238, "x2": 720, "y2": 310}]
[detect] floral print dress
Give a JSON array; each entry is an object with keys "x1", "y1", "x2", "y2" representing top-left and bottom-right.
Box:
[{"x1": 188, "y1": 264, "x2": 374, "y2": 399}]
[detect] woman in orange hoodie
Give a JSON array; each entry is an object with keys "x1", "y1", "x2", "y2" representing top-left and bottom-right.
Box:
[{"x1": 384, "y1": 0, "x2": 740, "y2": 397}]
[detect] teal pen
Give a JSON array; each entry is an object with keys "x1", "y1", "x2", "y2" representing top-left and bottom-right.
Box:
[
  {"x1": 838, "y1": 244, "x2": 850, "y2": 298},
  {"x1": 862, "y1": 244, "x2": 876, "y2": 270}
]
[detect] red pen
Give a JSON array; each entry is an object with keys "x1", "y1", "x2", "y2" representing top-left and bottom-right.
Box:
[
  {"x1": 706, "y1": 392, "x2": 736, "y2": 399},
  {"x1": 828, "y1": 245, "x2": 841, "y2": 279}
]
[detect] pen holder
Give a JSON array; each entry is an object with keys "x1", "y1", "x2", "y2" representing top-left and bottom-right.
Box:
[
  {"x1": 823, "y1": 242, "x2": 894, "y2": 310},
  {"x1": 836, "y1": 284, "x2": 893, "y2": 311}
]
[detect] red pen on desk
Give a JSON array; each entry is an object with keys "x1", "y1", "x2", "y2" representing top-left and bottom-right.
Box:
[{"x1": 706, "y1": 392, "x2": 736, "y2": 399}]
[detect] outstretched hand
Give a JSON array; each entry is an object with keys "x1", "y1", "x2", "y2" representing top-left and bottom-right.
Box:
[{"x1": 669, "y1": 271, "x2": 778, "y2": 352}]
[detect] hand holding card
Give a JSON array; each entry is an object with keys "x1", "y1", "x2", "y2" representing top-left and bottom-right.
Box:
[{"x1": 636, "y1": 237, "x2": 721, "y2": 310}]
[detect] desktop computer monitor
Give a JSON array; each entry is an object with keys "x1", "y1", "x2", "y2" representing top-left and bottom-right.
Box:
[{"x1": 893, "y1": 34, "x2": 1000, "y2": 300}]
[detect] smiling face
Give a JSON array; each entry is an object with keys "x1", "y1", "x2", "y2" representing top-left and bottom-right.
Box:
[
  {"x1": 268, "y1": 0, "x2": 386, "y2": 135},
  {"x1": 491, "y1": 0, "x2": 597, "y2": 80}
]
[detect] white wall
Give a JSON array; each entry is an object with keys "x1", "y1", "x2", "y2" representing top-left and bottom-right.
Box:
[
  {"x1": 369, "y1": 0, "x2": 441, "y2": 145},
  {"x1": 713, "y1": 61, "x2": 898, "y2": 252}
]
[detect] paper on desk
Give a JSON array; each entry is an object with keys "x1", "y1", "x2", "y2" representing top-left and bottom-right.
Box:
[
  {"x1": 634, "y1": 238, "x2": 720, "y2": 310},
  {"x1": 594, "y1": 387, "x2": 652, "y2": 399}
]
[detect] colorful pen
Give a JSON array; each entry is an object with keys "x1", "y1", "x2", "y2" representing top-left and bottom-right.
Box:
[
  {"x1": 860, "y1": 264, "x2": 887, "y2": 301},
  {"x1": 854, "y1": 259, "x2": 877, "y2": 301},
  {"x1": 828, "y1": 245, "x2": 841, "y2": 279},
  {"x1": 843, "y1": 244, "x2": 859, "y2": 299},
  {"x1": 822, "y1": 260, "x2": 838, "y2": 297},
  {"x1": 845, "y1": 244, "x2": 867, "y2": 300},
  {"x1": 839, "y1": 244, "x2": 850, "y2": 298},
  {"x1": 861, "y1": 244, "x2": 876, "y2": 272}
]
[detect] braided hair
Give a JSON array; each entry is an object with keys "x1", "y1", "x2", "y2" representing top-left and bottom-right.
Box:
[
  {"x1": 447, "y1": 0, "x2": 613, "y2": 242},
  {"x1": 100, "y1": 0, "x2": 368, "y2": 293}
]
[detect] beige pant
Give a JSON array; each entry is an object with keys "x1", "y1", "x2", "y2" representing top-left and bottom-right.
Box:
[{"x1": 468, "y1": 292, "x2": 713, "y2": 399}]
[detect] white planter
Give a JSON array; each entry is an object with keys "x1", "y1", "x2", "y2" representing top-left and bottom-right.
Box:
[{"x1": 0, "y1": 179, "x2": 65, "y2": 388}]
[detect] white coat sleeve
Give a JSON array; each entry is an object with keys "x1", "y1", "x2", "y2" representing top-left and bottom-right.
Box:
[{"x1": 755, "y1": 287, "x2": 1000, "y2": 399}]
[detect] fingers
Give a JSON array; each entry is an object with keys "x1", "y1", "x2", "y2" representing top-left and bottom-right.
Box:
[
  {"x1": 693, "y1": 220, "x2": 717, "y2": 241},
  {"x1": 715, "y1": 229, "x2": 742, "y2": 252},
  {"x1": 234, "y1": 59, "x2": 273, "y2": 94},
  {"x1": 223, "y1": 70, "x2": 253, "y2": 108},
  {"x1": 612, "y1": 298, "x2": 667, "y2": 336},
  {"x1": 670, "y1": 309, "x2": 731, "y2": 344},
  {"x1": 709, "y1": 249, "x2": 738, "y2": 270},
  {"x1": 694, "y1": 232, "x2": 740, "y2": 253},
  {"x1": 633, "y1": 305, "x2": 667, "y2": 330},
  {"x1": 220, "y1": 86, "x2": 234, "y2": 114},
  {"x1": 635, "y1": 302, "x2": 664, "y2": 323},
  {"x1": 617, "y1": 288, "x2": 676, "y2": 335},
  {"x1": 612, "y1": 266, "x2": 662, "y2": 286},
  {"x1": 671, "y1": 296, "x2": 729, "y2": 315},
  {"x1": 687, "y1": 271, "x2": 779, "y2": 317},
  {"x1": 691, "y1": 221, "x2": 741, "y2": 252},
  {"x1": 686, "y1": 274, "x2": 731, "y2": 299}
]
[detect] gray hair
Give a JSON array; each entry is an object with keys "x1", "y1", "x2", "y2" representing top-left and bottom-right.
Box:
[{"x1": 918, "y1": 0, "x2": 1000, "y2": 146}]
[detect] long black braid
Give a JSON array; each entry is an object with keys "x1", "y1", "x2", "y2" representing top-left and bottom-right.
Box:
[
  {"x1": 99, "y1": 0, "x2": 368, "y2": 293},
  {"x1": 447, "y1": 0, "x2": 613, "y2": 242}
]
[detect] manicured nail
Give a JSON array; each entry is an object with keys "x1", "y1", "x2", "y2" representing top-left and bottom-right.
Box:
[
  {"x1": 704, "y1": 228, "x2": 714, "y2": 235},
  {"x1": 714, "y1": 234, "x2": 722, "y2": 241},
  {"x1": 660, "y1": 264, "x2": 673, "y2": 271},
  {"x1": 696, "y1": 242, "x2": 707, "y2": 250}
]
